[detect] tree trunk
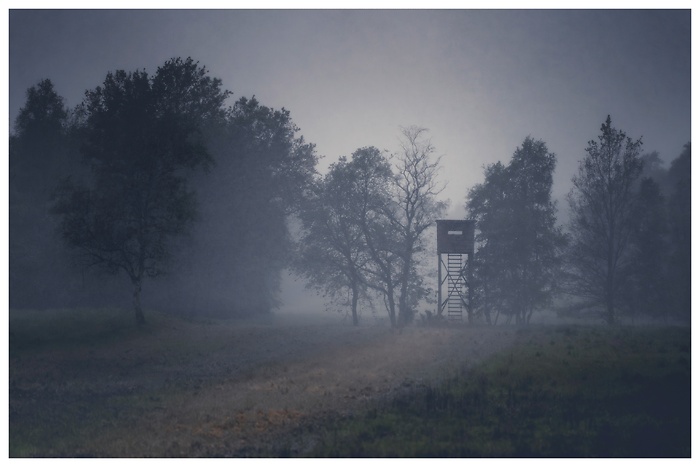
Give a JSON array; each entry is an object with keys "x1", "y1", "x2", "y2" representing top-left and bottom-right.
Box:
[
  {"x1": 605, "y1": 291, "x2": 615, "y2": 325},
  {"x1": 350, "y1": 284, "x2": 359, "y2": 326},
  {"x1": 132, "y1": 279, "x2": 146, "y2": 325},
  {"x1": 397, "y1": 248, "x2": 412, "y2": 328},
  {"x1": 386, "y1": 284, "x2": 397, "y2": 328},
  {"x1": 526, "y1": 304, "x2": 534, "y2": 325},
  {"x1": 606, "y1": 258, "x2": 615, "y2": 325},
  {"x1": 606, "y1": 206, "x2": 616, "y2": 326},
  {"x1": 483, "y1": 286, "x2": 492, "y2": 325}
]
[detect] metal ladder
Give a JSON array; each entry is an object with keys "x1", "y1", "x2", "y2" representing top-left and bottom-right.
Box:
[{"x1": 446, "y1": 254, "x2": 464, "y2": 321}]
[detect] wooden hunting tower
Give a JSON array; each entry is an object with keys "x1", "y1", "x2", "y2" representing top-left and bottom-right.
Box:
[{"x1": 436, "y1": 220, "x2": 475, "y2": 322}]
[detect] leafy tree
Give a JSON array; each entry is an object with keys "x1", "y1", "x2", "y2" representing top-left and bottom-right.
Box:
[
  {"x1": 10, "y1": 79, "x2": 72, "y2": 191},
  {"x1": 666, "y1": 143, "x2": 691, "y2": 322},
  {"x1": 51, "y1": 57, "x2": 230, "y2": 324},
  {"x1": 353, "y1": 128, "x2": 446, "y2": 328},
  {"x1": 296, "y1": 129, "x2": 445, "y2": 329},
  {"x1": 566, "y1": 116, "x2": 644, "y2": 325},
  {"x1": 467, "y1": 137, "x2": 566, "y2": 325},
  {"x1": 9, "y1": 79, "x2": 88, "y2": 308},
  {"x1": 153, "y1": 96, "x2": 318, "y2": 316},
  {"x1": 294, "y1": 149, "x2": 389, "y2": 325},
  {"x1": 465, "y1": 161, "x2": 509, "y2": 324},
  {"x1": 348, "y1": 147, "x2": 402, "y2": 326},
  {"x1": 624, "y1": 177, "x2": 669, "y2": 320},
  {"x1": 638, "y1": 151, "x2": 670, "y2": 193}
]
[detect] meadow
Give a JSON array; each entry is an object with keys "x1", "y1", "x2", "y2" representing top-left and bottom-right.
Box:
[{"x1": 9, "y1": 308, "x2": 691, "y2": 457}]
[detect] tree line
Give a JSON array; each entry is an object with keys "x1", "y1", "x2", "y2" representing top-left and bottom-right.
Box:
[
  {"x1": 9, "y1": 57, "x2": 691, "y2": 326},
  {"x1": 467, "y1": 123, "x2": 690, "y2": 326},
  {"x1": 10, "y1": 58, "x2": 317, "y2": 323}
]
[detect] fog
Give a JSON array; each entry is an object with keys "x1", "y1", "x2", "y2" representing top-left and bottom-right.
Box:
[{"x1": 7, "y1": 8, "x2": 691, "y2": 324}]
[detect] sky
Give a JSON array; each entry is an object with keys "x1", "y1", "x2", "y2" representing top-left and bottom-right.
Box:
[{"x1": 4, "y1": 4, "x2": 693, "y2": 314}]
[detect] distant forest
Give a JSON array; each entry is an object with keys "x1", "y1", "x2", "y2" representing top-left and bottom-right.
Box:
[{"x1": 9, "y1": 57, "x2": 691, "y2": 326}]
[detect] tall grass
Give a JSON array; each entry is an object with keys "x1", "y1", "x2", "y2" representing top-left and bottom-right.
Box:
[{"x1": 311, "y1": 325, "x2": 691, "y2": 457}]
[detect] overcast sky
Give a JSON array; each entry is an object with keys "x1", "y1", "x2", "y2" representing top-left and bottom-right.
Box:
[
  {"x1": 6, "y1": 6, "x2": 693, "y2": 314},
  {"x1": 9, "y1": 8, "x2": 691, "y2": 208}
]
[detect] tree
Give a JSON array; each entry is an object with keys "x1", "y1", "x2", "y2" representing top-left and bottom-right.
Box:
[
  {"x1": 9, "y1": 79, "x2": 88, "y2": 309},
  {"x1": 467, "y1": 137, "x2": 566, "y2": 325},
  {"x1": 51, "y1": 57, "x2": 230, "y2": 324},
  {"x1": 10, "y1": 79, "x2": 71, "y2": 191},
  {"x1": 348, "y1": 147, "x2": 402, "y2": 326},
  {"x1": 354, "y1": 128, "x2": 446, "y2": 328},
  {"x1": 149, "y1": 96, "x2": 318, "y2": 317},
  {"x1": 294, "y1": 149, "x2": 390, "y2": 325},
  {"x1": 466, "y1": 161, "x2": 509, "y2": 324},
  {"x1": 666, "y1": 143, "x2": 691, "y2": 322},
  {"x1": 566, "y1": 116, "x2": 644, "y2": 325},
  {"x1": 295, "y1": 129, "x2": 446, "y2": 329},
  {"x1": 624, "y1": 177, "x2": 669, "y2": 321},
  {"x1": 390, "y1": 127, "x2": 448, "y2": 326}
]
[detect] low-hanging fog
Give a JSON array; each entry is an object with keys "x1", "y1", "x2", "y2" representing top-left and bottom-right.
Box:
[{"x1": 7, "y1": 9, "x2": 691, "y2": 325}]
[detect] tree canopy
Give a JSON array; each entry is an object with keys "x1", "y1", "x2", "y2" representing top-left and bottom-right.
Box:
[
  {"x1": 294, "y1": 148, "x2": 390, "y2": 324},
  {"x1": 51, "y1": 58, "x2": 230, "y2": 324},
  {"x1": 9, "y1": 59, "x2": 690, "y2": 328},
  {"x1": 566, "y1": 116, "x2": 644, "y2": 325},
  {"x1": 467, "y1": 136, "x2": 566, "y2": 325},
  {"x1": 149, "y1": 96, "x2": 318, "y2": 316},
  {"x1": 295, "y1": 128, "x2": 446, "y2": 328}
]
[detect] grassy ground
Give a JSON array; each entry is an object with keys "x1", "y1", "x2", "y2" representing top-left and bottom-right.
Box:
[
  {"x1": 9, "y1": 309, "x2": 691, "y2": 457},
  {"x1": 311, "y1": 325, "x2": 691, "y2": 457}
]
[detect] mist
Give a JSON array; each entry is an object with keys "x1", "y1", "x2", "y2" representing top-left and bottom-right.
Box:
[
  {"x1": 8, "y1": 10, "x2": 691, "y2": 323},
  {"x1": 7, "y1": 9, "x2": 692, "y2": 457}
]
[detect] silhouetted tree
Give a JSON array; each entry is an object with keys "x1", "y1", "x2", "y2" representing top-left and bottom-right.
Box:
[
  {"x1": 9, "y1": 79, "x2": 87, "y2": 308},
  {"x1": 51, "y1": 58, "x2": 230, "y2": 324},
  {"x1": 624, "y1": 177, "x2": 669, "y2": 320},
  {"x1": 158, "y1": 96, "x2": 319, "y2": 316},
  {"x1": 11, "y1": 80, "x2": 71, "y2": 190},
  {"x1": 294, "y1": 149, "x2": 390, "y2": 325},
  {"x1": 566, "y1": 116, "x2": 643, "y2": 325},
  {"x1": 390, "y1": 127, "x2": 447, "y2": 326},
  {"x1": 353, "y1": 128, "x2": 446, "y2": 328},
  {"x1": 666, "y1": 143, "x2": 691, "y2": 322},
  {"x1": 467, "y1": 137, "x2": 566, "y2": 325},
  {"x1": 466, "y1": 161, "x2": 509, "y2": 324},
  {"x1": 296, "y1": 129, "x2": 445, "y2": 329},
  {"x1": 638, "y1": 151, "x2": 671, "y2": 193}
]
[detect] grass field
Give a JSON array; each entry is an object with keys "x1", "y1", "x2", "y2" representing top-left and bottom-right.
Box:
[
  {"x1": 8, "y1": 308, "x2": 692, "y2": 457},
  {"x1": 312, "y1": 325, "x2": 691, "y2": 457}
]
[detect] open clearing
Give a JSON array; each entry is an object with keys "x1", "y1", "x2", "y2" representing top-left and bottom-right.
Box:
[
  {"x1": 9, "y1": 310, "x2": 691, "y2": 457},
  {"x1": 9, "y1": 310, "x2": 518, "y2": 456}
]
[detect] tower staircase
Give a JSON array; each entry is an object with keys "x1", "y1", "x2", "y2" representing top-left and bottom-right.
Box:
[{"x1": 445, "y1": 253, "x2": 465, "y2": 321}]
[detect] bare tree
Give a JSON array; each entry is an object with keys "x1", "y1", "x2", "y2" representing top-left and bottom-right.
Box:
[
  {"x1": 357, "y1": 127, "x2": 447, "y2": 327},
  {"x1": 390, "y1": 127, "x2": 448, "y2": 326}
]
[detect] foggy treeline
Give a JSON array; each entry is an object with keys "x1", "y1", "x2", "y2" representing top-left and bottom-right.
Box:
[
  {"x1": 10, "y1": 58, "x2": 317, "y2": 321},
  {"x1": 9, "y1": 57, "x2": 691, "y2": 327},
  {"x1": 466, "y1": 127, "x2": 691, "y2": 326}
]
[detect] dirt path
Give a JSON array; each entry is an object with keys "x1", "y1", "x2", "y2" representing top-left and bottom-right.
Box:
[{"x1": 10, "y1": 314, "x2": 518, "y2": 457}]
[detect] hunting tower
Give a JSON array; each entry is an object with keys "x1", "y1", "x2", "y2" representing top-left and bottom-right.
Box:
[{"x1": 436, "y1": 219, "x2": 475, "y2": 323}]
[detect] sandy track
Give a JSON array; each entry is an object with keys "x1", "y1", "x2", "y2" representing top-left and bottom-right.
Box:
[{"x1": 10, "y1": 314, "x2": 518, "y2": 457}]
